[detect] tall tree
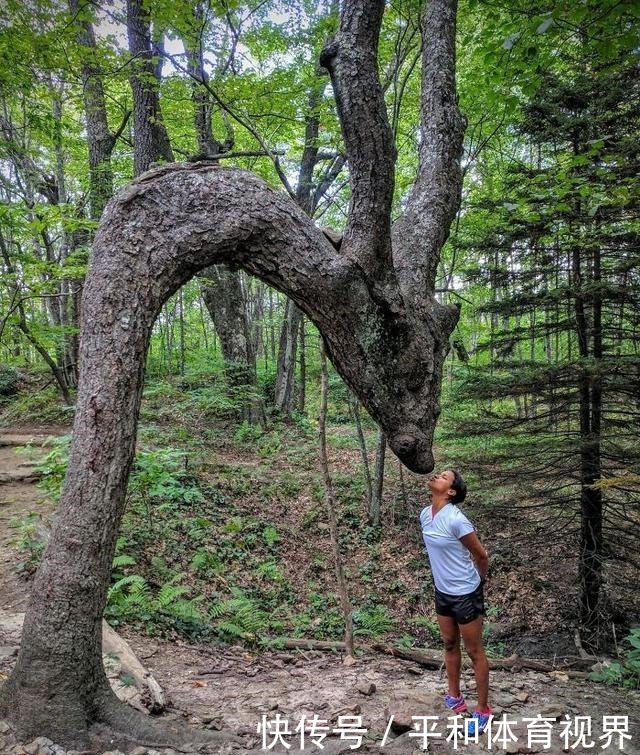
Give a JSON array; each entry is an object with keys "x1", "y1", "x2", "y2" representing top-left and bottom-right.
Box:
[
  {"x1": 126, "y1": 0, "x2": 174, "y2": 176},
  {"x1": 0, "y1": 0, "x2": 464, "y2": 746},
  {"x1": 69, "y1": 0, "x2": 130, "y2": 220},
  {"x1": 457, "y1": 61, "x2": 640, "y2": 649}
]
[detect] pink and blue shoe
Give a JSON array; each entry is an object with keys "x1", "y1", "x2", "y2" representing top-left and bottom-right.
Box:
[
  {"x1": 443, "y1": 694, "x2": 469, "y2": 715},
  {"x1": 466, "y1": 707, "x2": 493, "y2": 736}
]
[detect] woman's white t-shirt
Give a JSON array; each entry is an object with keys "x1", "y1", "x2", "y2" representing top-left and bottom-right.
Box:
[{"x1": 419, "y1": 502, "x2": 481, "y2": 595}]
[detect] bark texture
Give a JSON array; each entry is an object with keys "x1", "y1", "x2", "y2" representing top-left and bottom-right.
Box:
[
  {"x1": 68, "y1": 0, "x2": 118, "y2": 219},
  {"x1": 1, "y1": 0, "x2": 465, "y2": 745},
  {"x1": 126, "y1": 0, "x2": 174, "y2": 177}
]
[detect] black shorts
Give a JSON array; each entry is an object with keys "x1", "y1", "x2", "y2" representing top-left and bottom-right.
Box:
[{"x1": 435, "y1": 582, "x2": 485, "y2": 624}]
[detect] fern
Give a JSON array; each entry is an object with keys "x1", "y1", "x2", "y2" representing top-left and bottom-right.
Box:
[
  {"x1": 207, "y1": 588, "x2": 269, "y2": 642},
  {"x1": 217, "y1": 620, "x2": 250, "y2": 640},
  {"x1": 108, "y1": 574, "x2": 147, "y2": 602},
  {"x1": 112, "y1": 554, "x2": 137, "y2": 569},
  {"x1": 106, "y1": 572, "x2": 206, "y2": 627},
  {"x1": 353, "y1": 605, "x2": 396, "y2": 637},
  {"x1": 157, "y1": 584, "x2": 191, "y2": 608}
]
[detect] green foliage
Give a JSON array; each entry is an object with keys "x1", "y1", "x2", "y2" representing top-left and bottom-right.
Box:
[
  {"x1": 34, "y1": 435, "x2": 72, "y2": 501},
  {"x1": 9, "y1": 511, "x2": 47, "y2": 575},
  {"x1": 589, "y1": 629, "x2": 640, "y2": 690},
  {"x1": 105, "y1": 571, "x2": 206, "y2": 632},
  {"x1": 233, "y1": 420, "x2": 264, "y2": 445},
  {"x1": 0, "y1": 386, "x2": 72, "y2": 425},
  {"x1": 0, "y1": 364, "x2": 19, "y2": 396},
  {"x1": 353, "y1": 604, "x2": 396, "y2": 638},
  {"x1": 129, "y1": 448, "x2": 204, "y2": 508},
  {"x1": 208, "y1": 587, "x2": 270, "y2": 642},
  {"x1": 190, "y1": 549, "x2": 224, "y2": 577},
  {"x1": 409, "y1": 616, "x2": 441, "y2": 640}
]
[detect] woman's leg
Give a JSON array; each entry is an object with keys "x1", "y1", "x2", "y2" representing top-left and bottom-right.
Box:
[
  {"x1": 459, "y1": 616, "x2": 490, "y2": 709},
  {"x1": 437, "y1": 614, "x2": 462, "y2": 697}
]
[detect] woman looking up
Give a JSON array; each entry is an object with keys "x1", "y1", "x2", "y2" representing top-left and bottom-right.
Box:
[{"x1": 419, "y1": 469, "x2": 492, "y2": 736}]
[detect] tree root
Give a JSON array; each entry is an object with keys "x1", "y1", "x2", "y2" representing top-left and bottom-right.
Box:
[{"x1": 92, "y1": 691, "x2": 244, "y2": 753}]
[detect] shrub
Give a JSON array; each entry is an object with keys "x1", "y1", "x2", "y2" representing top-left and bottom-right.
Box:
[{"x1": 589, "y1": 628, "x2": 640, "y2": 689}]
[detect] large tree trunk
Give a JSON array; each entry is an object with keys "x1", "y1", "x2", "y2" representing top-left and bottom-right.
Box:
[
  {"x1": 69, "y1": 0, "x2": 117, "y2": 220},
  {"x1": 126, "y1": 0, "x2": 174, "y2": 177},
  {"x1": 0, "y1": 0, "x2": 464, "y2": 746}
]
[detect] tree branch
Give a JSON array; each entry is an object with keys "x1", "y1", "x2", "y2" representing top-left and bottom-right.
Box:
[
  {"x1": 392, "y1": 0, "x2": 466, "y2": 317},
  {"x1": 319, "y1": 0, "x2": 399, "y2": 304}
]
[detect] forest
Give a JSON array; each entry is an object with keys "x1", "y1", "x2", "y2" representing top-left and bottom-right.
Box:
[{"x1": 0, "y1": 0, "x2": 638, "y2": 753}]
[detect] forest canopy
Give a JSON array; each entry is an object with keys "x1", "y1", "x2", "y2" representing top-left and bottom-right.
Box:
[{"x1": 0, "y1": 0, "x2": 638, "y2": 748}]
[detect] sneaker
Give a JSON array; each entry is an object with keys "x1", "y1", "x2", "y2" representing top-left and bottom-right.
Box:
[
  {"x1": 466, "y1": 707, "x2": 493, "y2": 736},
  {"x1": 443, "y1": 694, "x2": 469, "y2": 714}
]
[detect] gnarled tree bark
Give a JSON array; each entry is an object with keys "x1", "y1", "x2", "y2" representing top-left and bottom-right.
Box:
[{"x1": 0, "y1": 0, "x2": 464, "y2": 747}]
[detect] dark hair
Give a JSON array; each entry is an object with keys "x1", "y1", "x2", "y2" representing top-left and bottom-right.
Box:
[{"x1": 450, "y1": 470, "x2": 467, "y2": 504}]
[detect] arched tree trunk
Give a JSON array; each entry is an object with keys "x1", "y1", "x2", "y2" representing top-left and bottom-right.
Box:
[{"x1": 0, "y1": 0, "x2": 464, "y2": 747}]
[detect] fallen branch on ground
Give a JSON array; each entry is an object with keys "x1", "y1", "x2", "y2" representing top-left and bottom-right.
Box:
[{"x1": 265, "y1": 637, "x2": 595, "y2": 677}]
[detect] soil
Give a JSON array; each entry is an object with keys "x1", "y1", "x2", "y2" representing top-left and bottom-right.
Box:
[{"x1": 0, "y1": 426, "x2": 639, "y2": 755}]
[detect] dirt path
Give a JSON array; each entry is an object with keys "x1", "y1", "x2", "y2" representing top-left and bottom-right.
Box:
[{"x1": 0, "y1": 427, "x2": 639, "y2": 754}]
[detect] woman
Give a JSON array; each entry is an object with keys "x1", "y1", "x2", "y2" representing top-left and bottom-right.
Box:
[{"x1": 419, "y1": 469, "x2": 492, "y2": 735}]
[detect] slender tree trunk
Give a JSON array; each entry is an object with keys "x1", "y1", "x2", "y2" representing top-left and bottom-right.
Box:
[
  {"x1": 275, "y1": 299, "x2": 302, "y2": 415},
  {"x1": 298, "y1": 314, "x2": 306, "y2": 413},
  {"x1": 349, "y1": 394, "x2": 373, "y2": 506},
  {"x1": 0, "y1": 230, "x2": 72, "y2": 405},
  {"x1": 370, "y1": 430, "x2": 386, "y2": 526},
  {"x1": 275, "y1": 82, "x2": 331, "y2": 414},
  {"x1": 51, "y1": 87, "x2": 80, "y2": 389},
  {"x1": 318, "y1": 338, "x2": 355, "y2": 659},
  {"x1": 68, "y1": 0, "x2": 120, "y2": 219},
  {"x1": 575, "y1": 241, "x2": 604, "y2": 646},
  {"x1": 201, "y1": 267, "x2": 265, "y2": 425}
]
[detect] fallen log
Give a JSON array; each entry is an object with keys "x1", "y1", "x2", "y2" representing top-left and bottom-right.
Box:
[{"x1": 264, "y1": 636, "x2": 595, "y2": 677}]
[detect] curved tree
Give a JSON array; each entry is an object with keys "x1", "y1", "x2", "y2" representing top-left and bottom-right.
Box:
[{"x1": 0, "y1": 0, "x2": 465, "y2": 747}]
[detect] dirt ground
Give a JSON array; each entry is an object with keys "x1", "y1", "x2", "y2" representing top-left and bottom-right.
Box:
[{"x1": 0, "y1": 427, "x2": 639, "y2": 755}]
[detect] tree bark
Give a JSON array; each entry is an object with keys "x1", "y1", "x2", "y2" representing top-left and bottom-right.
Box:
[
  {"x1": 126, "y1": 0, "x2": 174, "y2": 177},
  {"x1": 68, "y1": 0, "x2": 120, "y2": 220},
  {"x1": 0, "y1": 0, "x2": 465, "y2": 745}
]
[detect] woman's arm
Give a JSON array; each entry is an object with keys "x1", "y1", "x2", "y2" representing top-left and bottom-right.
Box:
[{"x1": 459, "y1": 531, "x2": 489, "y2": 582}]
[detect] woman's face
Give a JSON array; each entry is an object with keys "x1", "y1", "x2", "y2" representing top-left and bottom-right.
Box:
[{"x1": 427, "y1": 469, "x2": 455, "y2": 497}]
